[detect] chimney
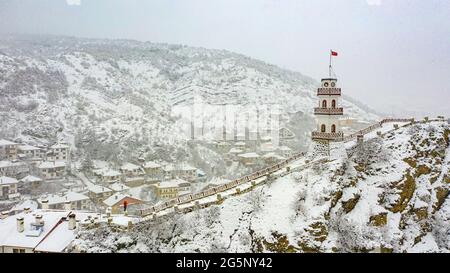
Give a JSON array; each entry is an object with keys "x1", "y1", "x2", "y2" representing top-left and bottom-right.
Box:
[
  {"x1": 41, "y1": 199, "x2": 49, "y2": 210},
  {"x1": 64, "y1": 200, "x2": 71, "y2": 211},
  {"x1": 35, "y1": 214, "x2": 43, "y2": 225},
  {"x1": 24, "y1": 207, "x2": 30, "y2": 214},
  {"x1": 17, "y1": 217, "x2": 24, "y2": 233},
  {"x1": 68, "y1": 214, "x2": 76, "y2": 230},
  {"x1": 0, "y1": 211, "x2": 9, "y2": 219}
]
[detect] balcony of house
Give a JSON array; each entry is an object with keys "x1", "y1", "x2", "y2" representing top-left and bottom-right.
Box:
[
  {"x1": 317, "y1": 88, "x2": 341, "y2": 96},
  {"x1": 314, "y1": 107, "x2": 343, "y2": 115},
  {"x1": 311, "y1": 131, "x2": 344, "y2": 141}
]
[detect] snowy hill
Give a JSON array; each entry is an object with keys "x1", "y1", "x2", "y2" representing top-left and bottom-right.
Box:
[
  {"x1": 71, "y1": 120, "x2": 450, "y2": 253},
  {"x1": 0, "y1": 35, "x2": 379, "y2": 167}
]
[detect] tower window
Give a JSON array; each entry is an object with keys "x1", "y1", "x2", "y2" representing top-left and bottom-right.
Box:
[
  {"x1": 322, "y1": 100, "x2": 327, "y2": 108},
  {"x1": 331, "y1": 124, "x2": 336, "y2": 133},
  {"x1": 321, "y1": 124, "x2": 326, "y2": 132},
  {"x1": 332, "y1": 99, "x2": 336, "y2": 108}
]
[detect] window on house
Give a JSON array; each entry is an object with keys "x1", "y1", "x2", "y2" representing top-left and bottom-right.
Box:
[{"x1": 321, "y1": 124, "x2": 326, "y2": 132}]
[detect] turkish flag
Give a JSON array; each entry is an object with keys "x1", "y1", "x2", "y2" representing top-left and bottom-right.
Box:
[{"x1": 331, "y1": 50, "x2": 338, "y2": 56}]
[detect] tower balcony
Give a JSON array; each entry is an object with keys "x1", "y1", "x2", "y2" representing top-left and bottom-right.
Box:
[
  {"x1": 314, "y1": 107, "x2": 343, "y2": 115},
  {"x1": 317, "y1": 88, "x2": 341, "y2": 96},
  {"x1": 311, "y1": 131, "x2": 344, "y2": 141}
]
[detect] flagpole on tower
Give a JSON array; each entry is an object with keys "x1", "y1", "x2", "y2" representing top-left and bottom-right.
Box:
[{"x1": 329, "y1": 50, "x2": 332, "y2": 77}]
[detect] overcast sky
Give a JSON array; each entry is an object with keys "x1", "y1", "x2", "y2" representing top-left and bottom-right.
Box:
[{"x1": 0, "y1": 0, "x2": 449, "y2": 116}]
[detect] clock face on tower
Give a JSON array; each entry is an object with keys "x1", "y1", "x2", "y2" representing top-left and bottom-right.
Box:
[
  {"x1": 331, "y1": 82, "x2": 335, "y2": 87},
  {"x1": 323, "y1": 82, "x2": 329, "y2": 87}
]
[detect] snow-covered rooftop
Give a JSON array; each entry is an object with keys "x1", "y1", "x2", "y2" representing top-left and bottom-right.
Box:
[
  {"x1": 158, "y1": 178, "x2": 190, "y2": 188},
  {"x1": 143, "y1": 161, "x2": 161, "y2": 169},
  {"x1": 120, "y1": 162, "x2": 141, "y2": 171},
  {"x1": 109, "y1": 182, "x2": 130, "y2": 192},
  {"x1": 238, "y1": 152, "x2": 260, "y2": 158},
  {"x1": 0, "y1": 139, "x2": 17, "y2": 146},
  {"x1": 38, "y1": 161, "x2": 66, "y2": 169},
  {"x1": 103, "y1": 192, "x2": 142, "y2": 207},
  {"x1": 101, "y1": 169, "x2": 122, "y2": 177},
  {"x1": 0, "y1": 176, "x2": 18, "y2": 185},
  {"x1": 50, "y1": 143, "x2": 69, "y2": 149},
  {"x1": 87, "y1": 184, "x2": 112, "y2": 194},
  {"x1": 18, "y1": 144, "x2": 40, "y2": 151},
  {"x1": 20, "y1": 175, "x2": 43, "y2": 183}
]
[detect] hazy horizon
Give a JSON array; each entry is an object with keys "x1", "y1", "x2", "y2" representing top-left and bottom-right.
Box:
[{"x1": 0, "y1": 0, "x2": 449, "y2": 117}]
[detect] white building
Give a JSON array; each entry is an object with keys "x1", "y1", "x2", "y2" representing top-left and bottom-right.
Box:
[
  {"x1": 109, "y1": 182, "x2": 130, "y2": 193},
  {"x1": 38, "y1": 161, "x2": 66, "y2": 180},
  {"x1": 155, "y1": 179, "x2": 191, "y2": 199},
  {"x1": 20, "y1": 175, "x2": 43, "y2": 190},
  {"x1": 237, "y1": 152, "x2": 260, "y2": 166},
  {"x1": 0, "y1": 176, "x2": 19, "y2": 200},
  {"x1": 142, "y1": 161, "x2": 163, "y2": 182},
  {"x1": 163, "y1": 163, "x2": 197, "y2": 182},
  {"x1": 37, "y1": 191, "x2": 91, "y2": 210},
  {"x1": 0, "y1": 160, "x2": 29, "y2": 177},
  {"x1": 0, "y1": 139, "x2": 18, "y2": 160},
  {"x1": 87, "y1": 184, "x2": 113, "y2": 203},
  {"x1": 50, "y1": 143, "x2": 70, "y2": 161},
  {"x1": 96, "y1": 169, "x2": 122, "y2": 184},
  {"x1": 17, "y1": 144, "x2": 43, "y2": 161}
]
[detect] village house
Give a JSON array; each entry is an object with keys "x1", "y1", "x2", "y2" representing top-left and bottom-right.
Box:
[
  {"x1": 0, "y1": 160, "x2": 29, "y2": 177},
  {"x1": 50, "y1": 143, "x2": 70, "y2": 161},
  {"x1": 0, "y1": 139, "x2": 18, "y2": 160},
  {"x1": 154, "y1": 179, "x2": 192, "y2": 199},
  {"x1": 237, "y1": 152, "x2": 260, "y2": 166},
  {"x1": 103, "y1": 192, "x2": 144, "y2": 214},
  {"x1": 0, "y1": 176, "x2": 19, "y2": 200},
  {"x1": 37, "y1": 161, "x2": 66, "y2": 180},
  {"x1": 261, "y1": 152, "x2": 286, "y2": 165},
  {"x1": 37, "y1": 191, "x2": 91, "y2": 210},
  {"x1": 109, "y1": 182, "x2": 130, "y2": 193},
  {"x1": 19, "y1": 175, "x2": 43, "y2": 191},
  {"x1": 278, "y1": 146, "x2": 293, "y2": 158},
  {"x1": 142, "y1": 161, "x2": 163, "y2": 182},
  {"x1": 96, "y1": 169, "x2": 122, "y2": 184},
  {"x1": 163, "y1": 163, "x2": 197, "y2": 182},
  {"x1": 17, "y1": 144, "x2": 43, "y2": 161},
  {"x1": 87, "y1": 184, "x2": 113, "y2": 203},
  {"x1": 120, "y1": 163, "x2": 145, "y2": 187}
]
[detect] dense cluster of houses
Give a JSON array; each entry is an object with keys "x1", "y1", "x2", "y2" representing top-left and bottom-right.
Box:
[
  {"x1": 215, "y1": 133, "x2": 295, "y2": 167},
  {"x1": 1, "y1": 127, "x2": 297, "y2": 226},
  {"x1": 84, "y1": 160, "x2": 206, "y2": 214},
  {"x1": 0, "y1": 139, "x2": 70, "y2": 201}
]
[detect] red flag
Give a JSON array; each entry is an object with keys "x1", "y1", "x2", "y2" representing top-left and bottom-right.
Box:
[{"x1": 331, "y1": 50, "x2": 338, "y2": 56}]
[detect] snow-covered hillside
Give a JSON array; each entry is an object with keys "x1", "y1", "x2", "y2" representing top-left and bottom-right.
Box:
[
  {"x1": 71, "y1": 120, "x2": 450, "y2": 253},
  {"x1": 0, "y1": 35, "x2": 378, "y2": 167}
]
